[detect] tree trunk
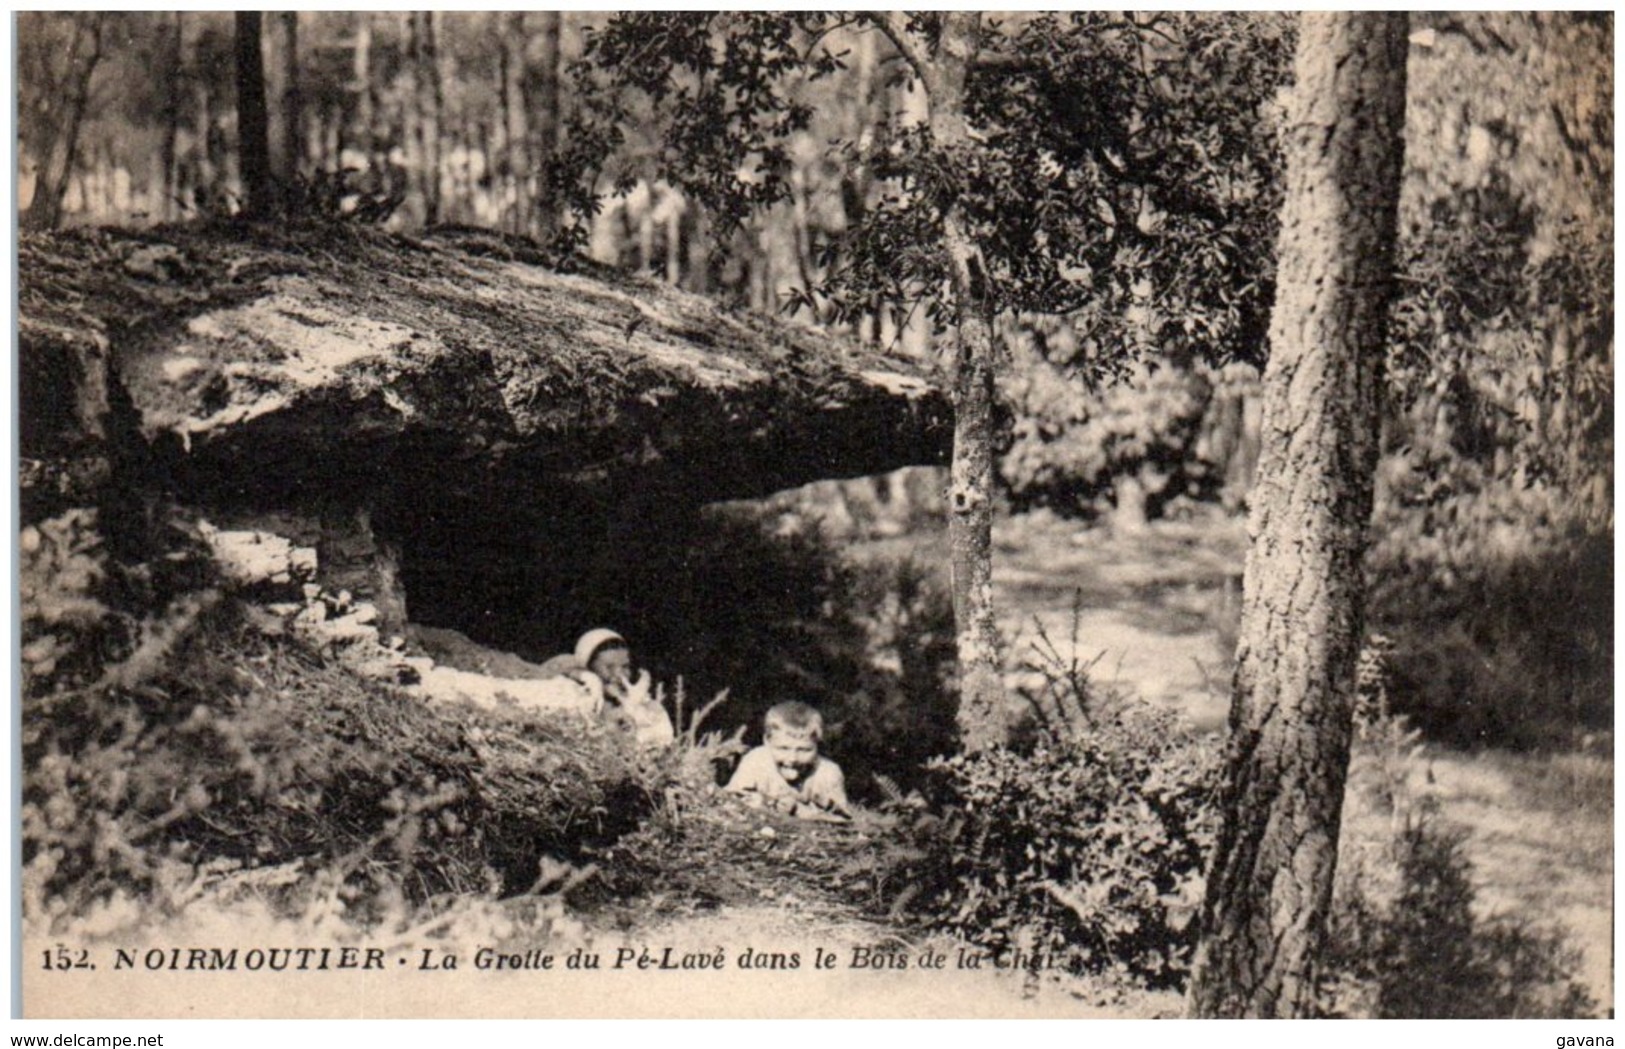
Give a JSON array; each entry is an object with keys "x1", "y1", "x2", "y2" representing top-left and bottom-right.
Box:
[
  {"x1": 524, "y1": 11, "x2": 562, "y2": 240},
  {"x1": 353, "y1": 15, "x2": 373, "y2": 176},
  {"x1": 500, "y1": 14, "x2": 526, "y2": 234},
  {"x1": 280, "y1": 13, "x2": 302, "y2": 184},
  {"x1": 919, "y1": 13, "x2": 1006, "y2": 750},
  {"x1": 160, "y1": 13, "x2": 183, "y2": 221},
  {"x1": 22, "y1": 13, "x2": 105, "y2": 231},
  {"x1": 1185, "y1": 12, "x2": 1408, "y2": 1019},
  {"x1": 235, "y1": 12, "x2": 274, "y2": 218},
  {"x1": 410, "y1": 12, "x2": 444, "y2": 226}
]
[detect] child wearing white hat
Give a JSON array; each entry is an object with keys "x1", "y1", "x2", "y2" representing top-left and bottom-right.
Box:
[{"x1": 560, "y1": 628, "x2": 675, "y2": 748}]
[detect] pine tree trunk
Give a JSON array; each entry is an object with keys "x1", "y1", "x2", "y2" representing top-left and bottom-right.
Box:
[
  {"x1": 500, "y1": 14, "x2": 526, "y2": 234},
  {"x1": 235, "y1": 12, "x2": 274, "y2": 218},
  {"x1": 281, "y1": 13, "x2": 302, "y2": 184},
  {"x1": 1185, "y1": 12, "x2": 1408, "y2": 1019},
  {"x1": 160, "y1": 13, "x2": 182, "y2": 220},
  {"x1": 353, "y1": 16, "x2": 373, "y2": 177},
  {"x1": 520, "y1": 13, "x2": 564, "y2": 240},
  {"x1": 411, "y1": 12, "x2": 443, "y2": 226}
]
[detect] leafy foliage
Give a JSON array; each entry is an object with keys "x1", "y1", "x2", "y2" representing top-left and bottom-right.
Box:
[
  {"x1": 558, "y1": 12, "x2": 1290, "y2": 372},
  {"x1": 1366, "y1": 527, "x2": 1611, "y2": 750},
  {"x1": 900, "y1": 717, "x2": 1216, "y2": 991},
  {"x1": 872, "y1": 631, "x2": 1217, "y2": 993},
  {"x1": 1000, "y1": 347, "x2": 1219, "y2": 518},
  {"x1": 1387, "y1": 191, "x2": 1613, "y2": 533},
  {"x1": 550, "y1": 13, "x2": 844, "y2": 253}
]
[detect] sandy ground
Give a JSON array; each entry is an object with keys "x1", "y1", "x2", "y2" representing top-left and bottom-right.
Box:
[{"x1": 993, "y1": 510, "x2": 1246, "y2": 734}]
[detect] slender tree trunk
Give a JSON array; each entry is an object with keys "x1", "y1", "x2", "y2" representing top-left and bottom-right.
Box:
[
  {"x1": 862, "y1": 12, "x2": 1004, "y2": 747},
  {"x1": 497, "y1": 15, "x2": 523, "y2": 233},
  {"x1": 919, "y1": 13, "x2": 1006, "y2": 750},
  {"x1": 235, "y1": 12, "x2": 274, "y2": 218},
  {"x1": 281, "y1": 13, "x2": 302, "y2": 184},
  {"x1": 1185, "y1": 12, "x2": 1408, "y2": 1019},
  {"x1": 685, "y1": 207, "x2": 711, "y2": 293},
  {"x1": 639, "y1": 193, "x2": 656, "y2": 275},
  {"x1": 160, "y1": 13, "x2": 183, "y2": 221},
  {"x1": 479, "y1": 119, "x2": 497, "y2": 224},
  {"x1": 665, "y1": 199, "x2": 683, "y2": 285},
  {"x1": 790, "y1": 165, "x2": 821, "y2": 321},
  {"x1": 22, "y1": 13, "x2": 105, "y2": 231},
  {"x1": 353, "y1": 15, "x2": 373, "y2": 176},
  {"x1": 846, "y1": 28, "x2": 880, "y2": 345},
  {"x1": 411, "y1": 12, "x2": 444, "y2": 226},
  {"x1": 524, "y1": 11, "x2": 562, "y2": 240}
]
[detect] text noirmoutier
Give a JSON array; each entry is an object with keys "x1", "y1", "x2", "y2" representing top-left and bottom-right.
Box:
[{"x1": 89, "y1": 943, "x2": 1063, "y2": 974}]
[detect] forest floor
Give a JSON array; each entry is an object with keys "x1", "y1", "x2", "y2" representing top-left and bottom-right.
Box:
[{"x1": 863, "y1": 508, "x2": 1613, "y2": 1016}]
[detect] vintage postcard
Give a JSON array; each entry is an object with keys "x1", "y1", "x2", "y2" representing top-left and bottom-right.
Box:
[{"x1": 14, "y1": 11, "x2": 1612, "y2": 1023}]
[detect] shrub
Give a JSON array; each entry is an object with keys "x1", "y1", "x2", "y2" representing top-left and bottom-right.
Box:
[
  {"x1": 851, "y1": 611, "x2": 1220, "y2": 993},
  {"x1": 999, "y1": 343, "x2": 1220, "y2": 525},
  {"x1": 895, "y1": 709, "x2": 1217, "y2": 991},
  {"x1": 1323, "y1": 817, "x2": 1598, "y2": 1018},
  {"x1": 1320, "y1": 704, "x2": 1599, "y2": 1018},
  {"x1": 1366, "y1": 501, "x2": 1611, "y2": 750}
]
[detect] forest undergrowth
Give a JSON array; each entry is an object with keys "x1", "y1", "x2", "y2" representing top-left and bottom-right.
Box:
[{"x1": 21, "y1": 501, "x2": 1607, "y2": 1017}]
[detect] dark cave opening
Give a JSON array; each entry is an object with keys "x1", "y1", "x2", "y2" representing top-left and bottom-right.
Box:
[{"x1": 377, "y1": 470, "x2": 961, "y2": 799}]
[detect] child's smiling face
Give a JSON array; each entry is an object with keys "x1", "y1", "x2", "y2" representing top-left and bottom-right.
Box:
[
  {"x1": 588, "y1": 645, "x2": 632, "y2": 687},
  {"x1": 765, "y1": 731, "x2": 819, "y2": 785}
]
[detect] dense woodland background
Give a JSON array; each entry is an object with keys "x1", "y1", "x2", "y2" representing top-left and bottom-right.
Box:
[
  {"x1": 15, "y1": 11, "x2": 1614, "y2": 1019},
  {"x1": 21, "y1": 11, "x2": 1611, "y2": 744}
]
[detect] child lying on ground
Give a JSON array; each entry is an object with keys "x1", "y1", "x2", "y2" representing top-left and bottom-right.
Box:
[
  {"x1": 726, "y1": 701, "x2": 850, "y2": 821},
  {"x1": 540, "y1": 628, "x2": 674, "y2": 748}
]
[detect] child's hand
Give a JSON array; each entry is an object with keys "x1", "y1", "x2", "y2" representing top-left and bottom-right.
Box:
[
  {"x1": 792, "y1": 801, "x2": 850, "y2": 823},
  {"x1": 623, "y1": 669, "x2": 652, "y2": 704}
]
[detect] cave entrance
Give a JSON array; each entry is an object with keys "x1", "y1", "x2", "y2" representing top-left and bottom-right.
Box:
[
  {"x1": 381, "y1": 474, "x2": 703, "y2": 672},
  {"x1": 378, "y1": 467, "x2": 956, "y2": 800}
]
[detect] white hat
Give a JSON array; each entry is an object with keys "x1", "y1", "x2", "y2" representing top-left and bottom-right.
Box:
[{"x1": 575, "y1": 628, "x2": 626, "y2": 667}]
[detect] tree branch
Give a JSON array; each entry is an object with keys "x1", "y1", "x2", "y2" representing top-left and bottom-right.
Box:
[
  {"x1": 863, "y1": 12, "x2": 929, "y2": 78},
  {"x1": 798, "y1": 14, "x2": 864, "y2": 65},
  {"x1": 967, "y1": 50, "x2": 1041, "y2": 74}
]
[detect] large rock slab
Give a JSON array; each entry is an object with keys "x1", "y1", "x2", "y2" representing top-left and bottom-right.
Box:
[{"x1": 19, "y1": 224, "x2": 950, "y2": 509}]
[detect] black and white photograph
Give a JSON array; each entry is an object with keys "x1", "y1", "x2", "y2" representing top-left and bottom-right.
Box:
[{"x1": 12, "y1": 10, "x2": 1613, "y2": 1024}]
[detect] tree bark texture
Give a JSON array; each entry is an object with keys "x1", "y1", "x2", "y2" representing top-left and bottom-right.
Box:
[
  {"x1": 501, "y1": 14, "x2": 527, "y2": 235},
  {"x1": 1185, "y1": 12, "x2": 1408, "y2": 1019},
  {"x1": 352, "y1": 16, "x2": 373, "y2": 171},
  {"x1": 160, "y1": 14, "x2": 183, "y2": 221},
  {"x1": 234, "y1": 13, "x2": 274, "y2": 218},
  {"x1": 410, "y1": 12, "x2": 443, "y2": 226},
  {"x1": 919, "y1": 13, "x2": 1007, "y2": 750}
]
